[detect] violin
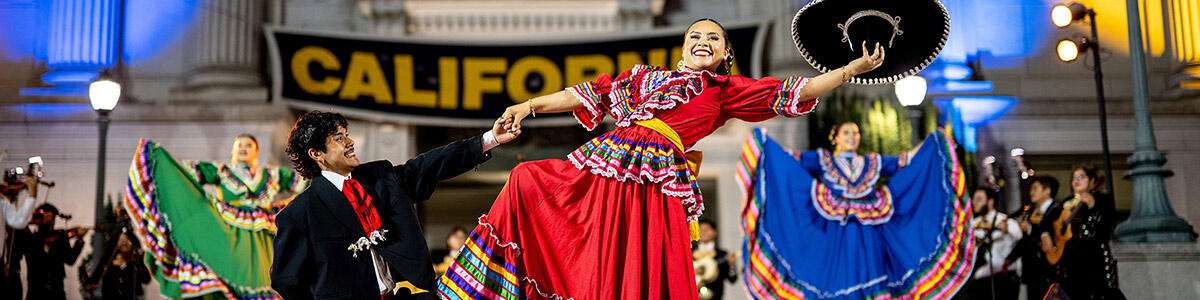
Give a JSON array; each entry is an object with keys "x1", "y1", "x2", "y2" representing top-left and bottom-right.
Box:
[{"x1": 38, "y1": 226, "x2": 91, "y2": 244}]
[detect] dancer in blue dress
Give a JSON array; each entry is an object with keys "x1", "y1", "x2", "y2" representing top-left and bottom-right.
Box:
[{"x1": 739, "y1": 122, "x2": 974, "y2": 300}]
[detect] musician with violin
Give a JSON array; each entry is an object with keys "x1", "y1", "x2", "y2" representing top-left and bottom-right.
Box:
[
  {"x1": 1, "y1": 167, "x2": 39, "y2": 300},
  {"x1": 15, "y1": 203, "x2": 88, "y2": 300},
  {"x1": 1038, "y1": 165, "x2": 1123, "y2": 299}
]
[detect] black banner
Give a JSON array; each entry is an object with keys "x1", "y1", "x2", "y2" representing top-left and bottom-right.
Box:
[{"x1": 266, "y1": 21, "x2": 769, "y2": 126}]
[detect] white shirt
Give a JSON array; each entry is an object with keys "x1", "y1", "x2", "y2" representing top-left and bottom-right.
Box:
[
  {"x1": 970, "y1": 210, "x2": 1023, "y2": 279},
  {"x1": 2, "y1": 193, "x2": 36, "y2": 261},
  {"x1": 696, "y1": 241, "x2": 717, "y2": 253},
  {"x1": 321, "y1": 170, "x2": 393, "y2": 293},
  {"x1": 1037, "y1": 199, "x2": 1053, "y2": 215}
]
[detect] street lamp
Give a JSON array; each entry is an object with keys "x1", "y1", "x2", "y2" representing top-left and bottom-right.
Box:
[
  {"x1": 88, "y1": 76, "x2": 119, "y2": 267},
  {"x1": 1051, "y1": 2, "x2": 1115, "y2": 196},
  {"x1": 895, "y1": 76, "x2": 928, "y2": 145},
  {"x1": 1056, "y1": 38, "x2": 1090, "y2": 62},
  {"x1": 1052, "y1": 2, "x2": 1088, "y2": 28}
]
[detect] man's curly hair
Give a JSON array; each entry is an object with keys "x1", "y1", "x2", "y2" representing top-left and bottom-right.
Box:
[{"x1": 286, "y1": 111, "x2": 348, "y2": 179}]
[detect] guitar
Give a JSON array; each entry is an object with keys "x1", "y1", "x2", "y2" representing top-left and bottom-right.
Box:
[{"x1": 1046, "y1": 194, "x2": 1085, "y2": 265}]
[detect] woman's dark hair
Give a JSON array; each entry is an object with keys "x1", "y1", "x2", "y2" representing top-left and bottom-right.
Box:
[
  {"x1": 286, "y1": 111, "x2": 349, "y2": 179},
  {"x1": 36, "y1": 203, "x2": 59, "y2": 216},
  {"x1": 688, "y1": 18, "x2": 736, "y2": 75},
  {"x1": 975, "y1": 188, "x2": 1000, "y2": 204},
  {"x1": 235, "y1": 133, "x2": 259, "y2": 148},
  {"x1": 1029, "y1": 175, "x2": 1060, "y2": 199}
]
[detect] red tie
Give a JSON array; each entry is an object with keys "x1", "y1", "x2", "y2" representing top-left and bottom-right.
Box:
[{"x1": 343, "y1": 178, "x2": 382, "y2": 234}]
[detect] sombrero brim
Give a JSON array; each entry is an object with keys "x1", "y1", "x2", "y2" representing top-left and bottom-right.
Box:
[{"x1": 792, "y1": 0, "x2": 950, "y2": 85}]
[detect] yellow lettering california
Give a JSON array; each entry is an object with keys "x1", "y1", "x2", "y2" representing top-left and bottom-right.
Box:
[
  {"x1": 339, "y1": 51, "x2": 393, "y2": 103},
  {"x1": 290, "y1": 46, "x2": 342, "y2": 95},
  {"x1": 506, "y1": 56, "x2": 562, "y2": 102},
  {"x1": 393, "y1": 55, "x2": 436, "y2": 108},
  {"x1": 462, "y1": 57, "x2": 506, "y2": 110}
]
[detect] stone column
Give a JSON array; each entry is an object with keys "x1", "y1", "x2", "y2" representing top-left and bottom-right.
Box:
[
  {"x1": 171, "y1": 0, "x2": 267, "y2": 103},
  {"x1": 21, "y1": 0, "x2": 119, "y2": 97}
]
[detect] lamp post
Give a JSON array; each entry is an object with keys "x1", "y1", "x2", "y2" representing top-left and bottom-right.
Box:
[
  {"x1": 895, "y1": 76, "x2": 928, "y2": 146},
  {"x1": 1111, "y1": 0, "x2": 1195, "y2": 242},
  {"x1": 89, "y1": 78, "x2": 120, "y2": 264},
  {"x1": 1052, "y1": 2, "x2": 1115, "y2": 196}
]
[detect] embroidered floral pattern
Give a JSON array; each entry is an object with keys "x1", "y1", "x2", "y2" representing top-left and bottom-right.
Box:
[
  {"x1": 815, "y1": 149, "x2": 883, "y2": 199},
  {"x1": 811, "y1": 182, "x2": 895, "y2": 225},
  {"x1": 568, "y1": 65, "x2": 708, "y2": 131}
]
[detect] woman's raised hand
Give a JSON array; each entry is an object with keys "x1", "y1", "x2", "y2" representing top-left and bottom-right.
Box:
[{"x1": 846, "y1": 42, "x2": 886, "y2": 75}]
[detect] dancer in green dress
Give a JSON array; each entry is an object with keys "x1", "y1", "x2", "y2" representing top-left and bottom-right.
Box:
[{"x1": 125, "y1": 135, "x2": 307, "y2": 299}]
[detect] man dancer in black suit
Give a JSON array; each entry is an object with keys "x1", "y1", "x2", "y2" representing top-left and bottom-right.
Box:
[{"x1": 270, "y1": 111, "x2": 517, "y2": 299}]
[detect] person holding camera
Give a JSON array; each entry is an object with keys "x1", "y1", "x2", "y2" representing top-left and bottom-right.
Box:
[{"x1": 1, "y1": 169, "x2": 38, "y2": 300}]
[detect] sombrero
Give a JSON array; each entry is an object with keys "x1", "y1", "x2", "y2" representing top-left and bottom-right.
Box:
[{"x1": 792, "y1": 0, "x2": 950, "y2": 85}]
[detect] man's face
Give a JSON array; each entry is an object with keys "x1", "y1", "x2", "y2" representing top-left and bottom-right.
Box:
[
  {"x1": 310, "y1": 126, "x2": 359, "y2": 175},
  {"x1": 1030, "y1": 182, "x2": 1049, "y2": 204},
  {"x1": 231, "y1": 137, "x2": 259, "y2": 164},
  {"x1": 698, "y1": 223, "x2": 717, "y2": 243},
  {"x1": 33, "y1": 209, "x2": 55, "y2": 227},
  {"x1": 972, "y1": 190, "x2": 990, "y2": 214},
  {"x1": 447, "y1": 230, "x2": 467, "y2": 251}
]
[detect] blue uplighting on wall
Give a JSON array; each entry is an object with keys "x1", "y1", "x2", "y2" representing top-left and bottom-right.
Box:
[
  {"x1": 927, "y1": 80, "x2": 995, "y2": 94},
  {"x1": 0, "y1": 0, "x2": 201, "y2": 63},
  {"x1": 7, "y1": 0, "x2": 201, "y2": 97},
  {"x1": 921, "y1": 61, "x2": 973, "y2": 81},
  {"x1": 934, "y1": 96, "x2": 1017, "y2": 152},
  {"x1": 122, "y1": 0, "x2": 201, "y2": 62},
  {"x1": 12, "y1": 103, "x2": 94, "y2": 118},
  {"x1": 938, "y1": 0, "x2": 1053, "y2": 68}
]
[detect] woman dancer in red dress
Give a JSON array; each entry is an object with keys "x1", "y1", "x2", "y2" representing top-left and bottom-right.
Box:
[{"x1": 438, "y1": 19, "x2": 886, "y2": 300}]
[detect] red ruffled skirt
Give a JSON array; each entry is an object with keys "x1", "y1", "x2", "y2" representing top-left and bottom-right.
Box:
[{"x1": 436, "y1": 158, "x2": 698, "y2": 300}]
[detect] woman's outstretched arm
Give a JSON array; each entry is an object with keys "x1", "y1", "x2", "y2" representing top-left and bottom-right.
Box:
[
  {"x1": 797, "y1": 41, "x2": 886, "y2": 100},
  {"x1": 498, "y1": 90, "x2": 582, "y2": 132}
]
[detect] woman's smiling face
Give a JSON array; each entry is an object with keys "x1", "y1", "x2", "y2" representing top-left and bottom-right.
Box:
[{"x1": 681, "y1": 20, "x2": 728, "y2": 72}]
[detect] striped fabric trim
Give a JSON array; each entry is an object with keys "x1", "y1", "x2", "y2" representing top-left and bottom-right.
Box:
[
  {"x1": 738, "y1": 129, "x2": 808, "y2": 300},
  {"x1": 567, "y1": 82, "x2": 605, "y2": 131},
  {"x1": 566, "y1": 130, "x2": 705, "y2": 223},
  {"x1": 770, "y1": 77, "x2": 820, "y2": 117},
  {"x1": 123, "y1": 139, "x2": 280, "y2": 300},
  {"x1": 810, "y1": 183, "x2": 894, "y2": 225},
  {"x1": 208, "y1": 193, "x2": 279, "y2": 231},
  {"x1": 738, "y1": 131, "x2": 975, "y2": 300},
  {"x1": 438, "y1": 215, "x2": 573, "y2": 300}
]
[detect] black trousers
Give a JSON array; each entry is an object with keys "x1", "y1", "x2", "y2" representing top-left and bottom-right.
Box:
[
  {"x1": 968, "y1": 274, "x2": 1020, "y2": 300},
  {"x1": 1025, "y1": 283, "x2": 1050, "y2": 300},
  {"x1": 1, "y1": 270, "x2": 22, "y2": 300}
]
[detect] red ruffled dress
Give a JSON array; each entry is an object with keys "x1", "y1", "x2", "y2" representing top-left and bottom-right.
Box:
[{"x1": 437, "y1": 65, "x2": 819, "y2": 300}]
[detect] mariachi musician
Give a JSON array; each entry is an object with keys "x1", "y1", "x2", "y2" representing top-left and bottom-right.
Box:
[
  {"x1": 16, "y1": 202, "x2": 88, "y2": 300},
  {"x1": 1, "y1": 166, "x2": 38, "y2": 300}
]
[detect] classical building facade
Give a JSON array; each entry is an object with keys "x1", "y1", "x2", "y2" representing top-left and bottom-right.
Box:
[{"x1": 1, "y1": 0, "x2": 1197, "y2": 299}]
